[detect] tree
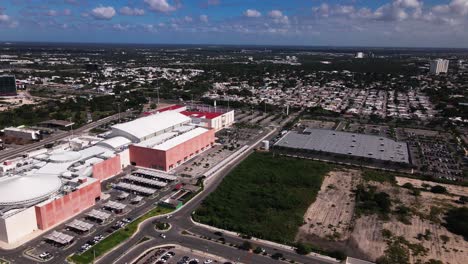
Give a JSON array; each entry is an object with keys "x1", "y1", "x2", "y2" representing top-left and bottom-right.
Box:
[
  {"x1": 295, "y1": 243, "x2": 312, "y2": 255},
  {"x1": 430, "y1": 185, "x2": 447, "y2": 194},
  {"x1": 271, "y1": 253, "x2": 283, "y2": 260},
  {"x1": 239, "y1": 241, "x2": 252, "y2": 251},
  {"x1": 444, "y1": 207, "x2": 468, "y2": 241}
]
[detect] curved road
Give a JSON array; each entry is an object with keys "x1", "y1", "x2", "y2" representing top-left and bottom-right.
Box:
[{"x1": 96, "y1": 120, "x2": 338, "y2": 264}]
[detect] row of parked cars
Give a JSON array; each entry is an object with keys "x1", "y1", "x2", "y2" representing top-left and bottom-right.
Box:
[
  {"x1": 177, "y1": 256, "x2": 214, "y2": 264},
  {"x1": 78, "y1": 235, "x2": 104, "y2": 253}
]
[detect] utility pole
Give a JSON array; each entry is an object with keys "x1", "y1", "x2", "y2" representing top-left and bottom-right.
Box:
[
  {"x1": 156, "y1": 87, "x2": 160, "y2": 106},
  {"x1": 117, "y1": 102, "x2": 121, "y2": 122}
]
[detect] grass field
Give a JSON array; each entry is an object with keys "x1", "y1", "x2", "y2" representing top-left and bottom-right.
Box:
[
  {"x1": 69, "y1": 206, "x2": 173, "y2": 264},
  {"x1": 193, "y1": 152, "x2": 332, "y2": 244}
]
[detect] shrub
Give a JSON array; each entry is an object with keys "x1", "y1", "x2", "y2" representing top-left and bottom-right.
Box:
[
  {"x1": 444, "y1": 207, "x2": 468, "y2": 241},
  {"x1": 430, "y1": 185, "x2": 447, "y2": 194},
  {"x1": 295, "y1": 243, "x2": 312, "y2": 255}
]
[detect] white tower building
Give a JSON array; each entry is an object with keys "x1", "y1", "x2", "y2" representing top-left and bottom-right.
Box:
[{"x1": 429, "y1": 59, "x2": 449, "y2": 74}]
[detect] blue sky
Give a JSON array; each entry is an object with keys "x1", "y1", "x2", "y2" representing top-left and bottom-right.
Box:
[{"x1": 1, "y1": 0, "x2": 468, "y2": 47}]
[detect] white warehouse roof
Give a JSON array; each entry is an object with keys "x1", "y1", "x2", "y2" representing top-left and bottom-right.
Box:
[
  {"x1": 111, "y1": 111, "x2": 191, "y2": 142},
  {"x1": 153, "y1": 127, "x2": 209, "y2": 151},
  {"x1": 97, "y1": 136, "x2": 132, "y2": 150}
]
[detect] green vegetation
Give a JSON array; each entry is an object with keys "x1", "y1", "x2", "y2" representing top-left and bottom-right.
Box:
[
  {"x1": 354, "y1": 184, "x2": 392, "y2": 217},
  {"x1": 69, "y1": 207, "x2": 173, "y2": 264},
  {"x1": 271, "y1": 253, "x2": 284, "y2": 260},
  {"x1": 362, "y1": 170, "x2": 397, "y2": 184},
  {"x1": 395, "y1": 205, "x2": 412, "y2": 225},
  {"x1": 154, "y1": 222, "x2": 170, "y2": 231},
  {"x1": 194, "y1": 153, "x2": 332, "y2": 244},
  {"x1": 377, "y1": 229, "x2": 429, "y2": 264},
  {"x1": 443, "y1": 207, "x2": 468, "y2": 241},
  {"x1": 295, "y1": 243, "x2": 313, "y2": 255},
  {"x1": 0, "y1": 91, "x2": 147, "y2": 129},
  {"x1": 430, "y1": 185, "x2": 447, "y2": 194},
  {"x1": 239, "y1": 241, "x2": 253, "y2": 251}
]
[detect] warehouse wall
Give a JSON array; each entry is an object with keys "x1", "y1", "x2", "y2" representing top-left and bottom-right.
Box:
[
  {"x1": 0, "y1": 207, "x2": 38, "y2": 244},
  {"x1": 165, "y1": 129, "x2": 215, "y2": 170},
  {"x1": 92, "y1": 155, "x2": 122, "y2": 181},
  {"x1": 129, "y1": 145, "x2": 166, "y2": 170},
  {"x1": 35, "y1": 180, "x2": 101, "y2": 230}
]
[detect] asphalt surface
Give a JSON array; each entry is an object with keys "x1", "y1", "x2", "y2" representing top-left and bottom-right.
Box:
[
  {"x1": 95, "y1": 115, "x2": 338, "y2": 264},
  {"x1": 0, "y1": 112, "x2": 337, "y2": 264}
]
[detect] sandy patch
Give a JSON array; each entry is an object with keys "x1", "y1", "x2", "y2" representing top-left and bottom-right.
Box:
[{"x1": 296, "y1": 170, "x2": 361, "y2": 242}]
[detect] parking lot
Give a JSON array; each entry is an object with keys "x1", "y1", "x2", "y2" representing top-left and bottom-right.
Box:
[
  {"x1": 133, "y1": 245, "x2": 234, "y2": 264},
  {"x1": 22, "y1": 169, "x2": 180, "y2": 262}
]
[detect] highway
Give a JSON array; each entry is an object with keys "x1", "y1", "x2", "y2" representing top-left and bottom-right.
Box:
[{"x1": 0, "y1": 111, "x2": 132, "y2": 162}]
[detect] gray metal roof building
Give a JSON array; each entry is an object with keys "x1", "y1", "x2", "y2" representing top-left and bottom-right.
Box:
[{"x1": 275, "y1": 128, "x2": 409, "y2": 164}]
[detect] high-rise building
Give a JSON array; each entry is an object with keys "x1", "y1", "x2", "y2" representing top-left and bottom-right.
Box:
[
  {"x1": 0, "y1": 75, "x2": 17, "y2": 96},
  {"x1": 429, "y1": 59, "x2": 449, "y2": 74},
  {"x1": 355, "y1": 52, "x2": 364, "y2": 59}
]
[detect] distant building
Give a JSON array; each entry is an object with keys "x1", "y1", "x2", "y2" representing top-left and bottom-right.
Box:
[
  {"x1": 4, "y1": 127, "x2": 40, "y2": 141},
  {"x1": 274, "y1": 128, "x2": 409, "y2": 164},
  {"x1": 0, "y1": 75, "x2": 17, "y2": 96},
  {"x1": 355, "y1": 52, "x2": 364, "y2": 59},
  {"x1": 430, "y1": 59, "x2": 449, "y2": 74}
]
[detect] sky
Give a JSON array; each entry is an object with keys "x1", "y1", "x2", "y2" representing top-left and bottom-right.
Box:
[{"x1": 1, "y1": 0, "x2": 468, "y2": 47}]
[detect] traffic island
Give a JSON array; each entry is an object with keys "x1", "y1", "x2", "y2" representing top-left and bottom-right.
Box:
[{"x1": 68, "y1": 206, "x2": 173, "y2": 264}]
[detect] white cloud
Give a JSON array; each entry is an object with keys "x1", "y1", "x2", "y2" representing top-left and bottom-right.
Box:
[
  {"x1": 184, "y1": 16, "x2": 193, "y2": 22},
  {"x1": 450, "y1": 0, "x2": 468, "y2": 15},
  {"x1": 113, "y1": 23, "x2": 130, "y2": 31},
  {"x1": 313, "y1": 3, "x2": 330, "y2": 18},
  {"x1": 0, "y1": 14, "x2": 10, "y2": 23},
  {"x1": 46, "y1": 10, "x2": 58, "y2": 16},
  {"x1": 91, "y1": 6, "x2": 116, "y2": 20},
  {"x1": 144, "y1": 0, "x2": 177, "y2": 13},
  {"x1": 268, "y1": 10, "x2": 283, "y2": 19},
  {"x1": 200, "y1": 14, "x2": 208, "y2": 23},
  {"x1": 244, "y1": 9, "x2": 261, "y2": 18},
  {"x1": 395, "y1": 0, "x2": 423, "y2": 9},
  {"x1": 120, "y1": 6, "x2": 145, "y2": 16}
]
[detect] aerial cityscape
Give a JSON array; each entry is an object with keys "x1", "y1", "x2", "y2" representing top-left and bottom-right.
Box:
[{"x1": 0, "y1": 1, "x2": 467, "y2": 264}]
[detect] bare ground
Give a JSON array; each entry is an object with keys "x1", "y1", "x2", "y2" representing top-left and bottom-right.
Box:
[
  {"x1": 296, "y1": 170, "x2": 361, "y2": 241},
  {"x1": 296, "y1": 170, "x2": 468, "y2": 264}
]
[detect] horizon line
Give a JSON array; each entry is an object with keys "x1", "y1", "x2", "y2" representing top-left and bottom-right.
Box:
[{"x1": 2, "y1": 40, "x2": 468, "y2": 50}]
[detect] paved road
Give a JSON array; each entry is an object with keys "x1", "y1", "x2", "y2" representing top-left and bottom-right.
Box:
[
  {"x1": 0, "y1": 111, "x2": 132, "y2": 162},
  {"x1": 96, "y1": 113, "x2": 337, "y2": 264}
]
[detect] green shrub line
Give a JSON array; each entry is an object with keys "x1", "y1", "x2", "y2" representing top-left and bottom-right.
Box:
[{"x1": 69, "y1": 207, "x2": 173, "y2": 264}]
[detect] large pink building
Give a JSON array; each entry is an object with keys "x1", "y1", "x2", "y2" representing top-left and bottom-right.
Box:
[
  {"x1": 129, "y1": 127, "x2": 215, "y2": 171},
  {"x1": 35, "y1": 178, "x2": 101, "y2": 230}
]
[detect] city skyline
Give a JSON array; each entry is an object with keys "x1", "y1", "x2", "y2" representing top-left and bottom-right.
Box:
[{"x1": 1, "y1": 0, "x2": 468, "y2": 47}]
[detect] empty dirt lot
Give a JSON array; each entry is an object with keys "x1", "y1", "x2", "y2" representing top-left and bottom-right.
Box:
[
  {"x1": 296, "y1": 169, "x2": 468, "y2": 264},
  {"x1": 296, "y1": 170, "x2": 361, "y2": 242}
]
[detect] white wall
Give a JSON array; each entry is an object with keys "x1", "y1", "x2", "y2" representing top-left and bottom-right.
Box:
[
  {"x1": 119, "y1": 149, "x2": 130, "y2": 168},
  {"x1": 0, "y1": 207, "x2": 38, "y2": 244}
]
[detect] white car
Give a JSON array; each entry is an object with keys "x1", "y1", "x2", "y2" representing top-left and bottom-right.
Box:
[
  {"x1": 204, "y1": 260, "x2": 213, "y2": 264},
  {"x1": 160, "y1": 233, "x2": 166, "y2": 239}
]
